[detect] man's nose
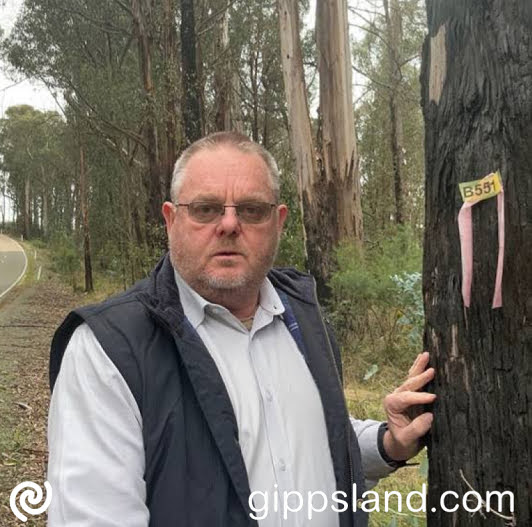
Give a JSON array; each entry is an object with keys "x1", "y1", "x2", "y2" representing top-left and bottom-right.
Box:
[{"x1": 215, "y1": 206, "x2": 241, "y2": 236}]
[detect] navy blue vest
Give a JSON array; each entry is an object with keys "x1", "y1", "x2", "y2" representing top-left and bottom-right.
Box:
[{"x1": 50, "y1": 254, "x2": 368, "y2": 527}]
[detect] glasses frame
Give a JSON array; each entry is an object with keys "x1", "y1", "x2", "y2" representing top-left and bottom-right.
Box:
[{"x1": 175, "y1": 201, "x2": 278, "y2": 224}]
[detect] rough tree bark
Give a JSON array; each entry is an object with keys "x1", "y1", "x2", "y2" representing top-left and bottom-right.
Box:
[
  {"x1": 383, "y1": 0, "x2": 405, "y2": 225},
  {"x1": 181, "y1": 0, "x2": 202, "y2": 144},
  {"x1": 278, "y1": 0, "x2": 362, "y2": 297},
  {"x1": 316, "y1": 0, "x2": 362, "y2": 244},
  {"x1": 421, "y1": 2, "x2": 531, "y2": 526},
  {"x1": 277, "y1": 0, "x2": 315, "y2": 276}
]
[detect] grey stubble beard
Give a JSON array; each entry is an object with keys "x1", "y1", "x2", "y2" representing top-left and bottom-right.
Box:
[{"x1": 169, "y1": 234, "x2": 281, "y2": 304}]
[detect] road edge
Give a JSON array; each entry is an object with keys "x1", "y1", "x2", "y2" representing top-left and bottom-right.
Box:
[{"x1": 0, "y1": 237, "x2": 29, "y2": 300}]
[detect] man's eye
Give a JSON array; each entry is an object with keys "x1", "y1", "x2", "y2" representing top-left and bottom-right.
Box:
[
  {"x1": 195, "y1": 204, "x2": 219, "y2": 214},
  {"x1": 242, "y1": 205, "x2": 261, "y2": 215}
]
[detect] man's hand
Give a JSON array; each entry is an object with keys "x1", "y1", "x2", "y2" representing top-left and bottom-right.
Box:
[{"x1": 382, "y1": 351, "x2": 436, "y2": 462}]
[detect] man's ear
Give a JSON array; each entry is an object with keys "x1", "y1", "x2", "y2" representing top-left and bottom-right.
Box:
[
  {"x1": 162, "y1": 202, "x2": 176, "y2": 231},
  {"x1": 276, "y1": 204, "x2": 288, "y2": 234}
]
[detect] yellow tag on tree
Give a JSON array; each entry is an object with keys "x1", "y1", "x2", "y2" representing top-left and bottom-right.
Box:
[{"x1": 459, "y1": 171, "x2": 502, "y2": 203}]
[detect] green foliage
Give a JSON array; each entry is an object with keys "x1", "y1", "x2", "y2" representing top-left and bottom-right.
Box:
[
  {"x1": 391, "y1": 271, "x2": 423, "y2": 346},
  {"x1": 49, "y1": 233, "x2": 80, "y2": 289},
  {"x1": 275, "y1": 166, "x2": 306, "y2": 270},
  {"x1": 329, "y1": 226, "x2": 423, "y2": 370},
  {"x1": 0, "y1": 104, "x2": 73, "y2": 239}
]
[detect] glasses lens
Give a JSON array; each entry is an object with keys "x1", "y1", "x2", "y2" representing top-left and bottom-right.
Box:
[
  {"x1": 237, "y1": 202, "x2": 273, "y2": 223},
  {"x1": 188, "y1": 202, "x2": 223, "y2": 223}
]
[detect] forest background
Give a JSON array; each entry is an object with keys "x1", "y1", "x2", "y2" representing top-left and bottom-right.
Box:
[{"x1": 1, "y1": 1, "x2": 428, "y2": 526}]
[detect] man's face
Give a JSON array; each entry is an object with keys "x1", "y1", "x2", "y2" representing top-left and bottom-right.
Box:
[{"x1": 162, "y1": 145, "x2": 288, "y2": 297}]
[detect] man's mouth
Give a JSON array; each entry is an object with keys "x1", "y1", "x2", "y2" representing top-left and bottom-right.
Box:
[{"x1": 213, "y1": 251, "x2": 242, "y2": 257}]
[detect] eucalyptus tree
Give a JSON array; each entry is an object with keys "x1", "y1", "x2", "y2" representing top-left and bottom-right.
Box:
[
  {"x1": 0, "y1": 105, "x2": 72, "y2": 239},
  {"x1": 421, "y1": 1, "x2": 531, "y2": 525},
  {"x1": 278, "y1": 0, "x2": 361, "y2": 297},
  {"x1": 2, "y1": 0, "x2": 176, "y2": 228},
  {"x1": 351, "y1": 0, "x2": 426, "y2": 236}
]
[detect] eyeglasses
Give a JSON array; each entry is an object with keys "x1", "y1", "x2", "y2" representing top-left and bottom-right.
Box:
[{"x1": 175, "y1": 201, "x2": 277, "y2": 224}]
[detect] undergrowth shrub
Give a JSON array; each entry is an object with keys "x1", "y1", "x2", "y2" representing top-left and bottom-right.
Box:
[
  {"x1": 328, "y1": 226, "x2": 423, "y2": 373},
  {"x1": 49, "y1": 233, "x2": 81, "y2": 290}
]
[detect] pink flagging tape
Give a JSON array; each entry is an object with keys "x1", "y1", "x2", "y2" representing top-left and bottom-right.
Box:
[
  {"x1": 458, "y1": 176, "x2": 505, "y2": 309},
  {"x1": 458, "y1": 202, "x2": 474, "y2": 307},
  {"x1": 492, "y1": 191, "x2": 504, "y2": 308}
]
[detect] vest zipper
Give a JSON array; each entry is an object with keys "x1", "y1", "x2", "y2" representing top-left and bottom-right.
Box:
[{"x1": 311, "y1": 279, "x2": 355, "y2": 524}]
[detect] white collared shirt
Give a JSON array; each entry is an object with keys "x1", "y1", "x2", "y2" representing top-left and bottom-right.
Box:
[
  {"x1": 174, "y1": 271, "x2": 338, "y2": 527},
  {"x1": 48, "y1": 272, "x2": 394, "y2": 526}
]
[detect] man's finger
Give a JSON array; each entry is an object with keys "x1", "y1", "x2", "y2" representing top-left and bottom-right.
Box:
[
  {"x1": 385, "y1": 391, "x2": 437, "y2": 413},
  {"x1": 395, "y1": 367, "x2": 435, "y2": 393},
  {"x1": 408, "y1": 351, "x2": 430, "y2": 378},
  {"x1": 392, "y1": 412, "x2": 434, "y2": 445}
]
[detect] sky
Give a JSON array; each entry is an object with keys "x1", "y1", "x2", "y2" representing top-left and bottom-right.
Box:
[{"x1": 0, "y1": 0, "x2": 61, "y2": 119}]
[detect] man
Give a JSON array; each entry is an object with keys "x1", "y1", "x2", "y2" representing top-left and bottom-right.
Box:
[{"x1": 48, "y1": 132, "x2": 435, "y2": 527}]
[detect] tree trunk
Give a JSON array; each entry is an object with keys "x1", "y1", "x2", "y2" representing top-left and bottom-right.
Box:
[
  {"x1": 316, "y1": 0, "x2": 363, "y2": 243},
  {"x1": 79, "y1": 143, "x2": 93, "y2": 293},
  {"x1": 277, "y1": 0, "x2": 314, "y2": 270},
  {"x1": 131, "y1": 0, "x2": 162, "y2": 225},
  {"x1": 214, "y1": 7, "x2": 231, "y2": 131},
  {"x1": 383, "y1": 0, "x2": 405, "y2": 225},
  {"x1": 249, "y1": 50, "x2": 260, "y2": 142},
  {"x1": 231, "y1": 68, "x2": 245, "y2": 133},
  {"x1": 279, "y1": 0, "x2": 361, "y2": 298},
  {"x1": 42, "y1": 191, "x2": 48, "y2": 238},
  {"x1": 23, "y1": 175, "x2": 30, "y2": 240},
  {"x1": 421, "y1": 2, "x2": 531, "y2": 526},
  {"x1": 1, "y1": 177, "x2": 5, "y2": 228},
  {"x1": 180, "y1": 0, "x2": 202, "y2": 144},
  {"x1": 162, "y1": 0, "x2": 179, "y2": 198}
]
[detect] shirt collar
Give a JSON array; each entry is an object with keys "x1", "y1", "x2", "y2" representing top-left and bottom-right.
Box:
[{"x1": 173, "y1": 268, "x2": 285, "y2": 330}]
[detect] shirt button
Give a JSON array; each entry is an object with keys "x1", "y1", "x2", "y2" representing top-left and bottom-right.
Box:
[
  {"x1": 265, "y1": 389, "x2": 273, "y2": 402},
  {"x1": 279, "y1": 459, "x2": 286, "y2": 471}
]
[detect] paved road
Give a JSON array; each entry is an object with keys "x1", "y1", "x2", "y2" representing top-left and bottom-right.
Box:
[{"x1": 0, "y1": 234, "x2": 28, "y2": 299}]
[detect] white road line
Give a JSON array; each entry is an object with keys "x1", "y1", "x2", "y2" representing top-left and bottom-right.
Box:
[{"x1": 0, "y1": 238, "x2": 28, "y2": 300}]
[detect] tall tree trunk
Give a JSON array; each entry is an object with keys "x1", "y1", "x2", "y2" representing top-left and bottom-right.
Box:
[
  {"x1": 1, "y1": 177, "x2": 5, "y2": 228},
  {"x1": 231, "y1": 68, "x2": 245, "y2": 133},
  {"x1": 279, "y1": 0, "x2": 361, "y2": 297},
  {"x1": 42, "y1": 191, "x2": 48, "y2": 238},
  {"x1": 33, "y1": 193, "x2": 39, "y2": 234},
  {"x1": 277, "y1": 0, "x2": 314, "y2": 272},
  {"x1": 421, "y1": 2, "x2": 531, "y2": 526},
  {"x1": 214, "y1": 7, "x2": 231, "y2": 131},
  {"x1": 162, "y1": 0, "x2": 179, "y2": 197},
  {"x1": 131, "y1": 0, "x2": 162, "y2": 225},
  {"x1": 180, "y1": 0, "x2": 202, "y2": 144},
  {"x1": 249, "y1": 50, "x2": 260, "y2": 142},
  {"x1": 316, "y1": 0, "x2": 362, "y2": 243},
  {"x1": 41, "y1": 165, "x2": 48, "y2": 238},
  {"x1": 24, "y1": 175, "x2": 30, "y2": 240},
  {"x1": 383, "y1": 0, "x2": 405, "y2": 224},
  {"x1": 79, "y1": 143, "x2": 93, "y2": 293}
]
